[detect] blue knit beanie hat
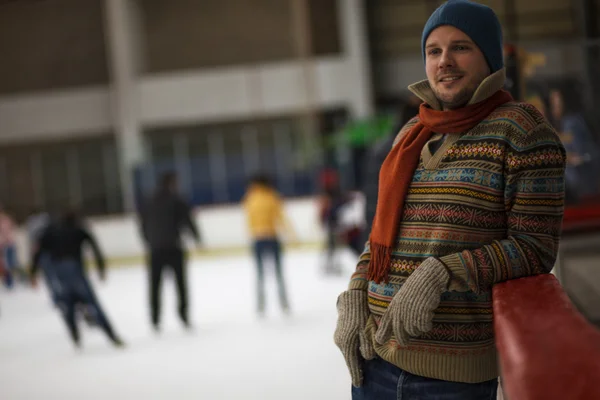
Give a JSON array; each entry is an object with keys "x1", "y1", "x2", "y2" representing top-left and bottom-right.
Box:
[{"x1": 422, "y1": 0, "x2": 504, "y2": 73}]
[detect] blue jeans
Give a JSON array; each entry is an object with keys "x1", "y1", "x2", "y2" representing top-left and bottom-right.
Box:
[
  {"x1": 253, "y1": 239, "x2": 289, "y2": 312},
  {"x1": 52, "y1": 259, "x2": 118, "y2": 345},
  {"x1": 39, "y1": 254, "x2": 60, "y2": 305},
  {"x1": 352, "y1": 357, "x2": 498, "y2": 400}
]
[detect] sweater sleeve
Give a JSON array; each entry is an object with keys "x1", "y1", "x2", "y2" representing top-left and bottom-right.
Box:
[
  {"x1": 348, "y1": 241, "x2": 371, "y2": 291},
  {"x1": 439, "y1": 122, "x2": 567, "y2": 295}
]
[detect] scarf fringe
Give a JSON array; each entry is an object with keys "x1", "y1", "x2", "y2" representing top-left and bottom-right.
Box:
[{"x1": 367, "y1": 241, "x2": 393, "y2": 284}]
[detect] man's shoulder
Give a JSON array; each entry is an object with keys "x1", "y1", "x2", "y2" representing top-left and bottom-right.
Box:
[
  {"x1": 488, "y1": 101, "x2": 550, "y2": 131},
  {"x1": 484, "y1": 101, "x2": 565, "y2": 154}
]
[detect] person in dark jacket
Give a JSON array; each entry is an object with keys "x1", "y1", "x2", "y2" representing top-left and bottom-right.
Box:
[
  {"x1": 30, "y1": 209, "x2": 124, "y2": 349},
  {"x1": 139, "y1": 171, "x2": 201, "y2": 331}
]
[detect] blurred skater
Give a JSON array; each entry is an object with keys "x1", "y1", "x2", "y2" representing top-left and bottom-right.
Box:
[
  {"x1": 318, "y1": 169, "x2": 364, "y2": 275},
  {"x1": 139, "y1": 171, "x2": 201, "y2": 331},
  {"x1": 0, "y1": 206, "x2": 24, "y2": 288},
  {"x1": 30, "y1": 209, "x2": 124, "y2": 349},
  {"x1": 242, "y1": 173, "x2": 296, "y2": 317}
]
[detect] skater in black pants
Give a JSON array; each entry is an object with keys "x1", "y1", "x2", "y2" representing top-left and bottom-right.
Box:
[
  {"x1": 139, "y1": 171, "x2": 201, "y2": 331},
  {"x1": 30, "y1": 210, "x2": 124, "y2": 349}
]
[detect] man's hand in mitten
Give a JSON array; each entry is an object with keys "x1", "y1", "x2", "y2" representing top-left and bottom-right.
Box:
[
  {"x1": 375, "y1": 257, "x2": 449, "y2": 346},
  {"x1": 334, "y1": 290, "x2": 376, "y2": 387}
]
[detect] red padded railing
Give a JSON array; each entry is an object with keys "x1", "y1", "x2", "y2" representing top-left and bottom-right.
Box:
[
  {"x1": 493, "y1": 274, "x2": 600, "y2": 400},
  {"x1": 562, "y1": 203, "x2": 600, "y2": 234}
]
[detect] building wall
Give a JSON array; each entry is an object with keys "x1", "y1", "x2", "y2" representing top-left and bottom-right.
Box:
[
  {"x1": 141, "y1": 0, "x2": 341, "y2": 73},
  {"x1": 0, "y1": 58, "x2": 349, "y2": 143},
  {"x1": 0, "y1": 0, "x2": 108, "y2": 95},
  {"x1": 142, "y1": 0, "x2": 298, "y2": 72},
  {"x1": 0, "y1": 87, "x2": 112, "y2": 141}
]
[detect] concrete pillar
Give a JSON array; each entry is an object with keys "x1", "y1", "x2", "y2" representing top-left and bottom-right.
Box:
[
  {"x1": 338, "y1": 0, "x2": 375, "y2": 119},
  {"x1": 103, "y1": 0, "x2": 146, "y2": 212},
  {"x1": 290, "y1": 0, "x2": 322, "y2": 170}
]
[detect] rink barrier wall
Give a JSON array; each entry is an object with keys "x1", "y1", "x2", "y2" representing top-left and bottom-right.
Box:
[
  {"x1": 14, "y1": 194, "x2": 366, "y2": 266},
  {"x1": 493, "y1": 273, "x2": 600, "y2": 400}
]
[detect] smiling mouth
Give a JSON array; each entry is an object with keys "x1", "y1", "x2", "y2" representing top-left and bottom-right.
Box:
[{"x1": 439, "y1": 76, "x2": 463, "y2": 82}]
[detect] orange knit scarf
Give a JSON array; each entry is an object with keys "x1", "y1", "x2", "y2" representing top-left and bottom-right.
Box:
[{"x1": 367, "y1": 89, "x2": 514, "y2": 284}]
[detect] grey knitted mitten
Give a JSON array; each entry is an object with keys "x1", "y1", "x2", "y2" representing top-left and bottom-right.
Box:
[
  {"x1": 334, "y1": 290, "x2": 375, "y2": 387},
  {"x1": 375, "y1": 257, "x2": 449, "y2": 346}
]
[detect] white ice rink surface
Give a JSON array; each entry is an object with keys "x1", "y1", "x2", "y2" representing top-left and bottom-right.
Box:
[{"x1": 0, "y1": 249, "x2": 357, "y2": 400}]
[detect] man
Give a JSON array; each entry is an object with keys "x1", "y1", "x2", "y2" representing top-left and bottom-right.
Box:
[
  {"x1": 139, "y1": 171, "x2": 201, "y2": 331},
  {"x1": 30, "y1": 209, "x2": 124, "y2": 349},
  {"x1": 242, "y1": 173, "x2": 296, "y2": 317},
  {"x1": 334, "y1": 1, "x2": 566, "y2": 399}
]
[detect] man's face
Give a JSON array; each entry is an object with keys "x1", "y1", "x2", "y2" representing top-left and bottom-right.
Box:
[{"x1": 425, "y1": 25, "x2": 491, "y2": 110}]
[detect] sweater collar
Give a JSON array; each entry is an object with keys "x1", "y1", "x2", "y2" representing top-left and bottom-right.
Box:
[{"x1": 408, "y1": 68, "x2": 507, "y2": 111}]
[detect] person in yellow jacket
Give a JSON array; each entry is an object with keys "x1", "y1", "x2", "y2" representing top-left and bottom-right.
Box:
[{"x1": 242, "y1": 173, "x2": 296, "y2": 317}]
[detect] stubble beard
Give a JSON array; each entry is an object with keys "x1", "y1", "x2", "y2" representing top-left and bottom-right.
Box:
[{"x1": 433, "y1": 85, "x2": 476, "y2": 111}]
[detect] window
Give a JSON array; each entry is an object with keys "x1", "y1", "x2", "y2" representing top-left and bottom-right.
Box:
[
  {"x1": 142, "y1": 110, "x2": 347, "y2": 207},
  {"x1": 0, "y1": 134, "x2": 122, "y2": 221}
]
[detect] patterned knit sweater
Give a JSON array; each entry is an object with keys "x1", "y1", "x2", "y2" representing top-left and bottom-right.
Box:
[{"x1": 349, "y1": 70, "x2": 567, "y2": 383}]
